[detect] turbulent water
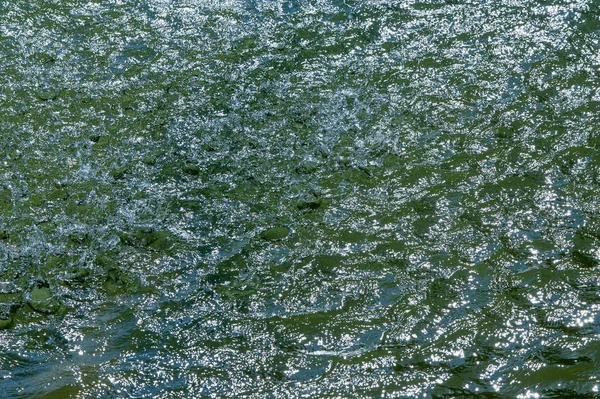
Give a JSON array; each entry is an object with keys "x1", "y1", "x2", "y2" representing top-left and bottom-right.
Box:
[{"x1": 1, "y1": 0, "x2": 600, "y2": 397}]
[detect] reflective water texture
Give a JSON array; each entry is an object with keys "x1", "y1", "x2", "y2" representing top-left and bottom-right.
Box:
[{"x1": 1, "y1": 0, "x2": 600, "y2": 397}]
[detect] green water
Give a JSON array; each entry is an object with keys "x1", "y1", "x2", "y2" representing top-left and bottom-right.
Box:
[{"x1": 1, "y1": 0, "x2": 600, "y2": 397}]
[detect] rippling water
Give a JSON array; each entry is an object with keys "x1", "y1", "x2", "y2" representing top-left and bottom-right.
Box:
[{"x1": 2, "y1": 0, "x2": 600, "y2": 397}]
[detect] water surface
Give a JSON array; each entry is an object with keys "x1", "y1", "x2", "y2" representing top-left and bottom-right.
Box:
[{"x1": 1, "y1": 0, "x2": 600, "y2": 397}]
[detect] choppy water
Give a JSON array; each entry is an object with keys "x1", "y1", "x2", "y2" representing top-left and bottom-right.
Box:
[{"x1": 2, "y1": 0, "x2": 600, "y2": 397}]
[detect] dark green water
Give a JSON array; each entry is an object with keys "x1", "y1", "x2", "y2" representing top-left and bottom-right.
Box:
[{"x1": 2, "y1": 0, "x2": 600, "y2": 397}]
